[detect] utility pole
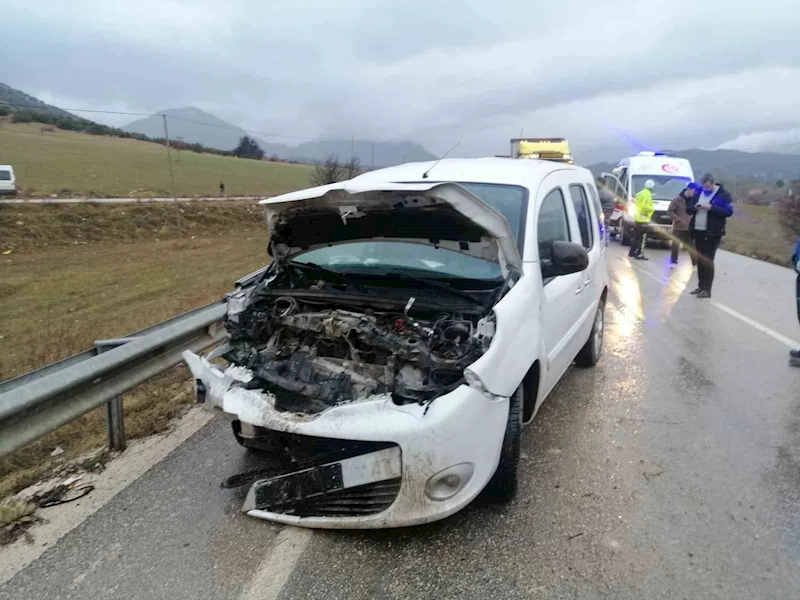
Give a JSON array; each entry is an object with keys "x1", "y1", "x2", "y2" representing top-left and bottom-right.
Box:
[
  {"x1": 162, "y1": 115, "x2": 182, "y2": 235},
  {"x1": 350, "y1": 136, "x2": 355, "y2": 161},
  {"x1": 371, "y1": 142, "x2": 375, "y2": 170}
]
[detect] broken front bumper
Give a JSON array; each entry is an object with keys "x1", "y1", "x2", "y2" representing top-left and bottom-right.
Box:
[{"x1": 183, "y1": 351, "x2": 510, "y2": 529}]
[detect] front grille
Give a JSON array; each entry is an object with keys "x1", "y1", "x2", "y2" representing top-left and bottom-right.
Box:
[
  {"x1": 272, "y1": 478, "x2": 402, "y2": 517},
  {"x1": 228, "y1": 422, "x2": 402, "y2": 518}
]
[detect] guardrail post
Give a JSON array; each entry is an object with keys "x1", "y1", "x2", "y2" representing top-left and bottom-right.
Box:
[
  {"x1": 96, "y1": 339, "x2": 135, "y2": 452},
  {"x1": 106, "y1": 395, "x2": 126, "y2": 451}
]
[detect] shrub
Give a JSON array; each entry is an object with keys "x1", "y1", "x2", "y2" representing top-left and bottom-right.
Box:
[{"x1": 778, "y1": 195, "x2": 800, "y2": 239}]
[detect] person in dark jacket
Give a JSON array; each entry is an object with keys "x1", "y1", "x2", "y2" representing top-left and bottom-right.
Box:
[
  {"x1": 791, "y1": 236, "x2": 800, "y2": 367},
  {"x1": 668, "y1": 182, "x2": 701, "y2": 266},
  {"x1": 686, "y1": 173, "x2": 734, "y2": 298}
]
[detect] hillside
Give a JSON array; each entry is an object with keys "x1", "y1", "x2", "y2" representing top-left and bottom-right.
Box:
[
  {"x1": 122, "y1": 107, "x2": 436, "y2": 166},
  {"x1": 122, "y1": 107, "x2": 287, "y2": 156},
  {"x1": 0, "y1": 83, "x2": 74, "y2": 119},
  {"x1": 0, "y1": 119, "x2": 313, "y2": 197},
  {"x1": 587, "y1": 148, "x2": 800, "y2": 182}
]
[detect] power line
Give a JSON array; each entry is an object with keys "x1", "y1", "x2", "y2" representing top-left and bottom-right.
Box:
[
  {"x1": 0, "y1": 100, "x2": 359, "y2": 143},
  {"x1": 0, "y1": 100, "x2": 151, "y2": 117}
]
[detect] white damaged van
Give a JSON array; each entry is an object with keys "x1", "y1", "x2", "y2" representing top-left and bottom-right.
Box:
[
  {"x1": 0, "y1": 165, "x2": 16, "y2": 196},
  {"x1": 603, "y1": 152, "x2": 694, "y2": 245}
]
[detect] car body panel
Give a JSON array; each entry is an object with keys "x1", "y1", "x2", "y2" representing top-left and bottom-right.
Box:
[{"x1": 260, "y1": 181, "x2": 522, "y2": 275}]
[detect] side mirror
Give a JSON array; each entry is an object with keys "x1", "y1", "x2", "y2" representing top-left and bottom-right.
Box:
[{"x1": 541, "y1": 241, "x2": 589, "y2": 279}]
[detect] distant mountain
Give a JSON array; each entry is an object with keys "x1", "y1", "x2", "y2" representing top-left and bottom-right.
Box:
[
  {"x1": 122, "y1": 107, "x2": 286, "y2": 155},
  {"x1": 0, "y1": 83, "x2": 75, "y2": 119},
  {"x1": 287, "y1": 139, "x2": 436, "y2": 166},
  {"x1": 122, "y1": 107, "x2": 436, "y2": 166},
  {"x1": 587, "y1": 148, "x2": 800, "y2": 183}
]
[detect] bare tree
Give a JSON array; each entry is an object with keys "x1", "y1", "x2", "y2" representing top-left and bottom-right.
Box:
[
  {"x1": 310, "y1": 154, "x2": 361, "y2": 186},
  {"x1": 343, "y1": 156, "x2": 362, "y2": 180}
]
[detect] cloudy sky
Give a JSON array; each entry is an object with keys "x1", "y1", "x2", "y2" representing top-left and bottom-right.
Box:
[{"x1": 2, "y1": 0, "x2": 799, "y2": 162}]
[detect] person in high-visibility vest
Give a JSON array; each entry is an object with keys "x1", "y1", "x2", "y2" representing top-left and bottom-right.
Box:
[{"x1": 628, "y1": 179, "x2": 655, "y2": 260}]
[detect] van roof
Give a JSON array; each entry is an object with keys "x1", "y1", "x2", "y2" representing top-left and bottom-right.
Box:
[{"x1": 352, "y1": 157, "x2": 588, "y2": 188}]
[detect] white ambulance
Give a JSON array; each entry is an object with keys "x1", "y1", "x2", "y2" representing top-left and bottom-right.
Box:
[{"x1": 603, "y1": 152, "x2": 694, "y2": 245}]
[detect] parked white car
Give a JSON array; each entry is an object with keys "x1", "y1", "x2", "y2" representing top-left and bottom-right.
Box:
[
  {"x1": 0, "y1": 165, "x2": 16, "y2": 196},
  {"x1": 184, "y1": 158, "x2": 609, "y2": 529}
]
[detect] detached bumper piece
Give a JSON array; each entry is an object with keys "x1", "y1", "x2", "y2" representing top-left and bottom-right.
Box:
[{"x1": 243, "y1": 447, "x2": 402, "y2": 518}]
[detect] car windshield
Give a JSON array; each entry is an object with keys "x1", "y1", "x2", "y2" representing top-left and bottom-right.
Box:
[
  {"x1": 456, "y1": 183, "x2": 527, "y2": 249},
  {"x1": 631, "y1": 175, "x2": 691, "y2": 201},
  {"x1": 291, "y1": 241, "x2": 502, "y2": 281}
]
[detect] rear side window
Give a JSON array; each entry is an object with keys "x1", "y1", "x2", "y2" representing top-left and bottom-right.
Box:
[
  {"x1": 537, "y1": 188, "x2": 570, "y2": 264},
  {"x1": 587, "y1": 184, "x2": 606, "y2": 240},
  {"x1": 569, "y1": 184, "x2": 594, "y2": 250},
  {"x1": 0, "y1": 171, "x2": 10, "y2": 181}
]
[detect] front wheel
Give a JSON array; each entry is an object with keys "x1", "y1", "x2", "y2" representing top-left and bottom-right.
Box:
[
  {"x1": 481, "y1": 384, "x2": 522, "y2": 503},
  {"x1": 575, "y1": 298, "x2": 606, "y2": 368}
]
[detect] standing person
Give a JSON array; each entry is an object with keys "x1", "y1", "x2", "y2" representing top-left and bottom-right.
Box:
[
  {"x1": 668, "y1": 182, "x2": 701, "y2": 267},
  {"x1": 219, "y1": 181, "x2": 225, "y2": 197},
  {"x1": 686, "y1": 173, "x2": 734, "y2": 298},
  {"x1": 628, "y1": 179, "x2": 655, "y2": 260},
  {"x1": 791, "y1": 235, "x2": 800, "y2": 367}
]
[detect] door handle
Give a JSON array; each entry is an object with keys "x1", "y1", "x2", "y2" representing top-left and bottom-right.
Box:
[
  {"x1": 583, "y1": 277, "x2": 592, "y2": 288},
  {"x1": 574, "y1": 286, "x2": 583, "y2": 295}
]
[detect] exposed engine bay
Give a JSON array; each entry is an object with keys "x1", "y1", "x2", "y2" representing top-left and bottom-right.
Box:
[{"x1": 221, "y1": 273, "x2": 498, "y2": 415}]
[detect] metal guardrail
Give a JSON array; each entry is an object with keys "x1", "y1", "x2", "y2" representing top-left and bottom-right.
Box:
[{"x1": 0, "y1": 301, "x2": 228, "y2": 456}]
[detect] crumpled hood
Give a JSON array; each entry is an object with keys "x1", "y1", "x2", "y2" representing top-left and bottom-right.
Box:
[{"x1": 259, "y1": 181, "x2": 522, "y2": 275}]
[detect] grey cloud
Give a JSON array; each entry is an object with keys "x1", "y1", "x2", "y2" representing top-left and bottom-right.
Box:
[{"x1": 2, "y1": 0, "x2": 799, "y2": 161}]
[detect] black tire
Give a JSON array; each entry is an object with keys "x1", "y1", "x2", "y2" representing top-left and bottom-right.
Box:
[
  {"x1": 575, "y1": 298, "x2": 606, "y2": 368},
  {"x1": 481, "y1": 384, "x2": 522, "y2": 503}
]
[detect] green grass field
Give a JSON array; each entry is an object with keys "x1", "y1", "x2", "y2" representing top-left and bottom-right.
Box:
[
  {"x1": 723, "y1": 204, "x2": 794, "y2": 266},
  {"x1": 0, "y1": 119, "x2": 314, "y2": 198},
  {"x1": 0, "y1": 233, "x2": 268, "y2": 499}
]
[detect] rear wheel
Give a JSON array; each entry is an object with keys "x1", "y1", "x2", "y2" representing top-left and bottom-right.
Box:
[
  {"x1": 575, "y1": 298, "x2": 606, "y2": 368},
  {"x1": 481, "y1": 384, "x2": 522, "y2": 503}
]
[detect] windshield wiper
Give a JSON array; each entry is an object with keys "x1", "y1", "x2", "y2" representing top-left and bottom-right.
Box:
[
  {"x1": 287, "y1": 261, "x2": 374, "y2": 295},
  {"x1": 383, "y1": 272, "x2": 483, "y2": 305}
]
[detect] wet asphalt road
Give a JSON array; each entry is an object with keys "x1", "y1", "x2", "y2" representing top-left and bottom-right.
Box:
[{"x1": 2, "y1": 244, "x2": 799, "y2": 600}]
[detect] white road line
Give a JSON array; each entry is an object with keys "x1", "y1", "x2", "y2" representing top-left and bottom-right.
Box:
[
  {"x1": 240, "y1": 527, "x2": 313, "y2": 600},
  {"x1": 710, "y1": 300, "x2": 799, "y2": 349},
  {"x1": 626, "y1": 258, "x2": 800, "y2": 349}
]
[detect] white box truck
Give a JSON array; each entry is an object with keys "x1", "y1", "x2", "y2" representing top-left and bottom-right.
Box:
[{"x1": 602, "y1": 152, "x2": 694, "y2": 246}]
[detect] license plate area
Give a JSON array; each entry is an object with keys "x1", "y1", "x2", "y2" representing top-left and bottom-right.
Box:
[{"x1": 244, "y1": 447, "x2": 402, "y2": 514}]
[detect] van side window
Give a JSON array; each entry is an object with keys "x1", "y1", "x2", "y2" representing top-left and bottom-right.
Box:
[
  {"x1": 587, "y1": 184, "x2": 605, "y2": 239},
  {"x1": 0, "y1": 171, "x2": 10, "y2": 181},
  {"x1": 537, "y1": 188, "x2": 570, "y2": 270},
  {"x1": 569, "y1": 184, "x2": 594, "y2": 250}
]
